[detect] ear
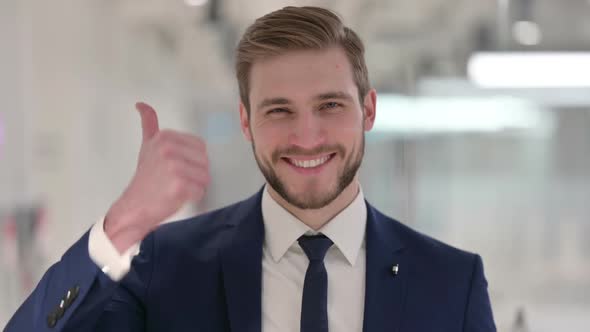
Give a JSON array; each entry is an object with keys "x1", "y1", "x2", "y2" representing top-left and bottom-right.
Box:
[
  {"x1": 362, "y1": 89, "x2": 377, "y2": 131},
  {"x1": 239, "y1": 102, "x2": 253, "y2": 142}
]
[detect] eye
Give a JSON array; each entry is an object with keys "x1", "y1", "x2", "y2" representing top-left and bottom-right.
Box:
[
  {"x1": 320, "y1": 102, "x2": 342, "y2": 110},
  {"x1": 267, "y1": 108, "x2": 290, "y2": 115}
]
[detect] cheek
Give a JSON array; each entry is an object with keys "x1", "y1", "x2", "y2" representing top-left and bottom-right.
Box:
[
  {"x1": 252, "y1": 124, "x2": 287, "y2": 153},
  {"x1": 253, "y1": 118, "x2": 293, "y2": 139},
  {"x1": 325, "y1": 113, "x2": 363, "y2": 136},
  {"x1": 327, "y1": 107, "x2": 363, "y2": 124}
]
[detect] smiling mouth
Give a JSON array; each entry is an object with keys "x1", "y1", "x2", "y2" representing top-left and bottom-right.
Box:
[{"x1": 282, "y1": 153, "x2": 336, "y2": 169}]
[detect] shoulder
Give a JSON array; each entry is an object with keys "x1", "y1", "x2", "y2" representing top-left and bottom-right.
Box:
[
  {"x1": 370, "y1": 205, "x2": 479, "y2": 270},
  {"x1": 370, "y1": 206, "x2": 486, "y2": 302}
]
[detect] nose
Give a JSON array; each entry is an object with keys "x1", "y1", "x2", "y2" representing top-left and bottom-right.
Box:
[{"x1": 288, "y1": 111, "x2": 326, "y2": 150}]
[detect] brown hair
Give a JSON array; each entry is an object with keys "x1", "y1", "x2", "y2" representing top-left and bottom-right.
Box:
[{"x1": 235, "y1": 6, "x2": 370, "y2": 114}]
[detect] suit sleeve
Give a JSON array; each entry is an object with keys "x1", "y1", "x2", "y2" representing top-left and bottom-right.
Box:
[
  {"x1": 3, "y1": 230, "x2": 156, "y2": 332},
  {"x1": 463, "y1": 254, "x2": 497, "y2": 332}
]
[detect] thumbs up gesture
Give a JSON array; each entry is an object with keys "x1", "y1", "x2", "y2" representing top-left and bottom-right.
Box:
[{"x1": 104, "y1": 102, "x2": 211, "y2": 253}]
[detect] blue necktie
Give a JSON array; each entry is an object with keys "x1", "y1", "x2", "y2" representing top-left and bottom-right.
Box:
[{"x1": 298, "y1": 234, "x2": 333, "y2": 332}]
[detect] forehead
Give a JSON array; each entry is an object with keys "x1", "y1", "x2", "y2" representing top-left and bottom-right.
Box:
[{"x1": 249, "y1": 47, "x2": 358, "y2": 105}]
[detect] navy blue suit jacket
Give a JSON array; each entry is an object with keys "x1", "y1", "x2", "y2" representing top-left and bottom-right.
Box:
[{"x1": 5, "y1": 188, "x2": 496, "y2": 331}]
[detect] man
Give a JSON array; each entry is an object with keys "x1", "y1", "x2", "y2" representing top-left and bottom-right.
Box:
[{"x1": 5, "y1": 6, "x2": 496, "y2": 332}]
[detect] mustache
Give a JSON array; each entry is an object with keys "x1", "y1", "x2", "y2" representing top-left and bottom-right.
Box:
[{"x1": 272, "y1": 144, "x2": 346, "y2": 163}]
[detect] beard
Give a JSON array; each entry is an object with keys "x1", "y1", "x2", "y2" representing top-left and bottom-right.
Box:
[{"x1": 251, "y1": 132, "x2": 365, "y2": 210}]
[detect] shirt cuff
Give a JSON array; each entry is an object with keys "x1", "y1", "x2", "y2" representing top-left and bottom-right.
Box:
[{"x1": 88, "y1": 216, "x2": 140, "y2": 281}]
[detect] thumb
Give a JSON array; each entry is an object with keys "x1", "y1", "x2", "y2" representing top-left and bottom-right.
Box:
[{"x1": 135, "y1": 102, "x2": 159, "y2": 141}]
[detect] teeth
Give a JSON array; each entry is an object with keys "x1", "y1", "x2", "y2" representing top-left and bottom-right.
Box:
[{"x1": 290, "y1": 155, "x2": 330, "y2": 168}]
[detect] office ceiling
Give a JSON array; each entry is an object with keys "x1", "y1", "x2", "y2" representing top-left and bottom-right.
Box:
[{"x1": 112, "y1": 0, "x2": 590, "y2": 92}]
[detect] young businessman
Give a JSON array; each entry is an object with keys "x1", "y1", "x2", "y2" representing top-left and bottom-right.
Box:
[{"x1": 5, "y1": 6, "x2": 496, "y2": 332}]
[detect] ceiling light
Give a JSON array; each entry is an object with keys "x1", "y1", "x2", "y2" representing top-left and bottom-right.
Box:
[
  {"x1": 184, "y1": 0, "x2": 208, "y2": 7},
  {"x1": 468, "y1": 52, "x2": 590, "y2": 88},
  {"x1": 372, "y1": 94, "x2": 552, "y2": 134}
]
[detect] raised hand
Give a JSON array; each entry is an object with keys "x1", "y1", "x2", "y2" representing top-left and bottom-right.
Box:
[{"x1": 104, "y1": 102, "x2": 210, "y2": 253}]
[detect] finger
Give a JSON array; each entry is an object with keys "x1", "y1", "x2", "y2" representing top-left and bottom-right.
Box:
[
  {"x1": 170, "y1": 167, "x2": 210, "y2": 202},
  {"x1": 136, "y1": 102, "x2": 160, "y2": 142},
  {"x1": 165, "y1": 144, "x2": 209, "y2": 170},
  {"x1": 186, "y1": 185, "x2": 206, "y2": 203},
  {"x1": 168, "y1": 155, "x2": 210, "y2": 182},
  {"x1": 159, "y1": 129, "x2": 206, "y2": 152},
  {"x1": 177, "y1": 168, "x2": 210, "y2": 188}
]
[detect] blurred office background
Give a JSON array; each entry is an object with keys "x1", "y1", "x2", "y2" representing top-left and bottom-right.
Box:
[{"x1": 1, "y1": 0, "x2": 589, "y2": 330}]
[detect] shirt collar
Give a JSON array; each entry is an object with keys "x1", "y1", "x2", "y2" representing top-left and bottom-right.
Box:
[{"x1": 261, "y1": 183, "x2": 367, "y2": 266}]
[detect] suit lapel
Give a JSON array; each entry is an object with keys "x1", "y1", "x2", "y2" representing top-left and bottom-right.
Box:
[
  {"x1": 363, "y1": 203, "x2": 408, "y2": 332},
  {"x1": 221, "y1": 188, "x2": 265, "y2": 332}
]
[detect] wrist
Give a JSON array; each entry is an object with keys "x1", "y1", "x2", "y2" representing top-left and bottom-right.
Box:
[{"x1": 104, "y1": 204, "x2": 149, "y2": 254}]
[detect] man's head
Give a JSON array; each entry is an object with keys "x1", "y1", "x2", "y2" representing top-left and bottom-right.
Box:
[
  {"x1": 236, "y1": 6, "x2": 377, "y2": 210},
  {"x1": 236, "y1": 6, "x2": 370, "y2": 114}
]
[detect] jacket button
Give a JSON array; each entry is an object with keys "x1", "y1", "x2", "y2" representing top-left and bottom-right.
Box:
[
  {"x1": 47, "y1": 312, "x2": 57, "y2": 328},
  {"x1": 56, "y1": 300, "x2": 66, "y2": 319},
  {"x1": 65, "y1": 285, "x2": 80, "y2": 308}
]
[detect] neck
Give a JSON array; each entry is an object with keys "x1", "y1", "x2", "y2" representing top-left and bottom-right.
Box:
[{"x1": 266, "y1": 176, "x2": 360, "y2": 230}]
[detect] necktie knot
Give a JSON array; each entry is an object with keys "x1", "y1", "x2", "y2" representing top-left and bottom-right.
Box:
[{"x1": 298, "y1": 234, "x2": 333, "y2": 262}]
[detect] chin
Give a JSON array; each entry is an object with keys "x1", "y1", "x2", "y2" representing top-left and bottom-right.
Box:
[
  {"x1": 291, "y1": 187, "x2": 339, "y2": 207},
  {"x1": 288, "y1": 178, "x2": 335, "y2": 193}
]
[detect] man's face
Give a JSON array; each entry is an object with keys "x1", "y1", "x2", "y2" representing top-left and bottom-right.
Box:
[{"x1": 239, "y1": 47, "x2": 376, "y2": 210}]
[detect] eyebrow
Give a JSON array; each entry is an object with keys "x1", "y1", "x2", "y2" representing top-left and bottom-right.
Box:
[
  {"x1": 314, "y1": 91, "x2": 354, "y2": 102},
  {"x1": 256, "y1": 91, "x2": 354, "y2": 111}
]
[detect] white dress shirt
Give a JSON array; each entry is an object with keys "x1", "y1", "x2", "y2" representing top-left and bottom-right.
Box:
[{"x1": 88, "y1": 184, "x2": 367, "y2": 332}]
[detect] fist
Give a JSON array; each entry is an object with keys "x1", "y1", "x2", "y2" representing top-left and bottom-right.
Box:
[{"x1": 105, "y1": 102, "x2": 210, "y2": 252}]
